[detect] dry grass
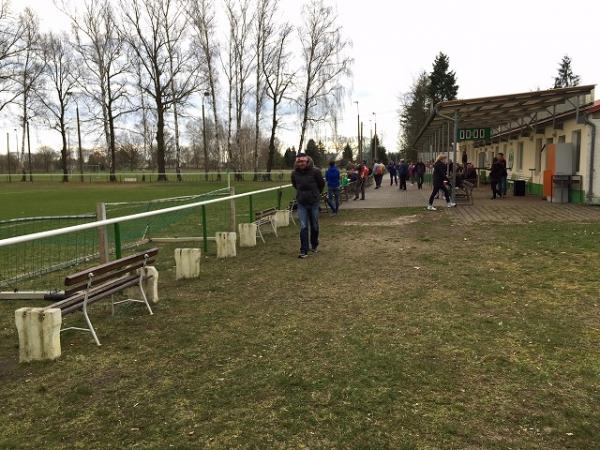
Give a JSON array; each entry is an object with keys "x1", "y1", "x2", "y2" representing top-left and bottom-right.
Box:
[{"x1": 0, "y1": 207, "x2": 599, "y2": 449}]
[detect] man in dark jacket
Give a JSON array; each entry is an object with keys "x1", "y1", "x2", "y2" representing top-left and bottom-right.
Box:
[
  {"x1": 291, "y1": 153, "x2": 325, "y2": 258},
  {"x1": 387, "y1": 161, "x2": 398, "y2": 186},
  {"x1": 325, "y1": 160, "x2": 340, "y2": 214},
  {"x1": 427, "y1": 155, "x2": 456, "y2": 210},
  {"x1": 397, "y1": 159, "x2": 409, "y2": 190},
  {"x1": 415, "y1": 160, "x2": 426, "y2": 190}
]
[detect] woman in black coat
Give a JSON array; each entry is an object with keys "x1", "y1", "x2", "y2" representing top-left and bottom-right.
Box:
[{"x1": 427, "y1": 154, "x2": 455, "y2": 210}]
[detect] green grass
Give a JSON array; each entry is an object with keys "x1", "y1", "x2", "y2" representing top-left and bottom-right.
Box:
[
  {"x1": 1, "y1": 208, "x2": 600, "y2": 448},
  {"x1": 0, "y1": 180, "x2": 291, "y2": 219}
]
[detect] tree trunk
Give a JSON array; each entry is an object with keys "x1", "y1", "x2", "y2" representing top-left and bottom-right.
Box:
[
  {"x1": 266, "y1": 103, "x2": 277, "y2": 179},
  {"x1": 156, "y1": 105, "x2": 167, "y2": 182},
  {"x1": 107, "y1": 77, "x2": 117, "y2": 182},
  {"x1": 298, "y1": 96, "x2": 310, "y2": 154},
  {"x1": 60, "y1": 116, "x2": 69, "y2": 183}
]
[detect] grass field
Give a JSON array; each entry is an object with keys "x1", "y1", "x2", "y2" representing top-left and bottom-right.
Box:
[
  {"x1": 0, "y1": 179, "x2": 291, "y2": 219},
  {"x1": 1, "y1": 207, "x2": 599, "y2": 449}
]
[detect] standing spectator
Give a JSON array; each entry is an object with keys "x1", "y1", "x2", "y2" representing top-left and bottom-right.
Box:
[
  {"x1": 387, "y1": 160, "x2": 398, "y2": 186},
  {"x1": 427, "y1": 154, "x2": 456, "y2": 210},
  {"x1": 325, "y1": 160, "x2": 341, "y2": 215},
  {"x1": 373, "y1": 160, "x2": 385, "y2": 189},
  {"x1": 462, "y1": 150, "x2": 468, "y2": 166},
  {"x1": 347, "y1": 164, "x2": 359, "y2": 199},
  {"x1": 415, "y1": 160, "x2": 426, "y2": 190},
  {"x1": 354, "y1": 160, "x2": 369, "y2": 200},
  {"x1": 291, "y1": 153, "x2": 325, "y2": 258},
  {"x1": 408, "y1": 162, "x2": 416, "y2": 185},
  {"x1": 497, "y1": 153, "x2": 508, "y2": 197},
  {"x1": 398, "y1": 159, "x2": 409, "y2": 191},
  {"x1": 489, "y1": 157, "x2": 503, "y2": 200}
]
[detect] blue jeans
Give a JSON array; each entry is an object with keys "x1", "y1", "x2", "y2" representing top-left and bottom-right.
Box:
[
  {"x1": 297, "y1": 202, "x2": 320, "y2": 254},
  {"x1": 327, "y1": 188, "x2": 340, "y2": 213},
  {"x1": 499, "y1": 177, "x2": 507, "y2": 196}
]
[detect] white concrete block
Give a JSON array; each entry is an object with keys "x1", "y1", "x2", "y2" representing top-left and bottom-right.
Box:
[
  {"x1": 216, "y1": 232, "x2": 237, "y2": 258},
  {"x1": 143, "y1": 266, "x2": 159, "y2": 304},
  {"x1": 274, "y1": 210, "x2": 290, "y2": 228},
  {"x1": 238, "y1": 223, "x2": 257, "y2": 247},
  {"x1": 15, "y1": 307, "x2": 62, "y2": 363},
  {"x1": 174, "y1": 248, "x2": 201, "y2": 280}
]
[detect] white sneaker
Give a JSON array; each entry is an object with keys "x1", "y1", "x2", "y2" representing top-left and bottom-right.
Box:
[
  {"x1": 447, "y1": 202, "x2": 456, "y2": 208},
  {"x1": 427, "y1": 205, "x2": 437, "y2": 211}
]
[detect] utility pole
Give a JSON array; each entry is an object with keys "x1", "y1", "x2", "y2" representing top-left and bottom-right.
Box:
[
  {"x1": 6, "y1": 132, "x2": 11, "y2": 182},
  {"x1": 26, "y1": 120, "x2": 33, "y2": 182},
  {"x1": 372, "y1": 112, "x2": 377, "y2": 161},
  {"x1": 76, "y1": 104, "x2": 84, "y2": 182},
  {"x1": 354, "y1": 101, "x2": 361, "y2": 162}
]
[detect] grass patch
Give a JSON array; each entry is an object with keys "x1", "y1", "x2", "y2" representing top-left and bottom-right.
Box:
[{"x1": 0, "y1": 207, "x2": 599, "y2": 448}]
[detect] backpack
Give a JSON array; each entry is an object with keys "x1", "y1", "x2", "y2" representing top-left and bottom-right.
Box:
[{"x1": 375, "y1": 165, "x2": 383, "y2": 175}]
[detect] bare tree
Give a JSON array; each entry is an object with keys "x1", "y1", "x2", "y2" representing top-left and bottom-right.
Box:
[
  {"x1": 224, "y1": 0, "x2": 255, "y2": 170},
  {"x1": 252, "y1": 0, "x2": 274, "y2": 178},
  {"x1": 38, "y1": 32, "x2": 79, "y2": 182},
  {"x1": 69, "y1": 0, "x2": 130, "y2": 182},
  {"x1": 0, "y1": 0, "x2": 23, "y2": 111},
  {"x1": 297, "y1": 0, "x2": 352, "y2": 153},
  {"x1": 119, "y1": 0, "x2": 201, "y2": 181},
  {"x1": 187, "y1": 0, "x2": 223, "y2": 170},
  {"x1": 263, "y1": 22, "x2": 294, "y2": 174},
  {"x1": 15, "y1": 8, "x2": 45, "y2": 168}
]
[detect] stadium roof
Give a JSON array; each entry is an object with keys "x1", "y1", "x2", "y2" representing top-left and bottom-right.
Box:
[{"x1": 414, "y1": 84, "x2": 596, "y2": 148}]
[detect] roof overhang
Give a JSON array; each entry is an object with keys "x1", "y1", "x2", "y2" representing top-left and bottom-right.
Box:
[{"x1": 414, "y1": 85, "x2": 596, "y2": 148}]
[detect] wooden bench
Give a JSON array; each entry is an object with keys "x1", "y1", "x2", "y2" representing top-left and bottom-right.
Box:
[
  {"x1": 254, "y1": 208, "x2": 278, "y2": 243},
  {"x1": 454, "y1": 180, "x2": 474, "y2": 205},
  {"x1": 45, "y1": 248, "x2": 159, "y2": 346}
]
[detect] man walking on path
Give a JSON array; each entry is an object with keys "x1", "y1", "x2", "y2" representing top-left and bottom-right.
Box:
[
  {"x1": 427, "y1": 154, "x2": 456, "y2": 210},
  {"x1": 354, "y1": 160, "x2": 369, "y2": 200},
  {"x1": 291, "y1": 153, "x2": 325, "y2": 258},
  {"x1": 325, "y1": 160, "x2": 341, "y2": 215},
  {"x1": 398, "y1": 159, "x2": 409, "y2": 191},
  {"x1": 415, "y1": 160, "x2": 426, "y2": 190},
  {"x1": 498, "y1": 153, "x2": 508, "y2": 197},
  {"x1": 373, "y1": 161, "x2": 385, "y2": 189},
  {"x1": 387, "y1": 160, "x2": 398, "y2": 186}
]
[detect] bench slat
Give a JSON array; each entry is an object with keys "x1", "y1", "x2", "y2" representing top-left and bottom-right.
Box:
[
  {"x1": 61, "y1": 276, "x2": 141, "y2": 315},
  {"x1": 64, "y1": 248, "x2": 159, "y2": 286},
  {"x1": 64, "y1": 259, "x2": 154, "y2": 296}
]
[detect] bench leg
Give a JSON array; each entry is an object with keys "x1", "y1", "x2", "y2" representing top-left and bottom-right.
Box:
[
  {"x1": 270, "y1": 219, "x2": 278, "y2": 237},
  {"x1": 256, "y1": 224, "x2": 266, "y2": 243},
  {"x1": 289, "y1": 210, "x2": 296, "y2": 226},
  {"x1": 139, "y1": 277, "x2": 154, "y2": 316}
]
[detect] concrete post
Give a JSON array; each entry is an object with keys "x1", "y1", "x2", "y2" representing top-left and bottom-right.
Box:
[
  {"x1": 174, "y1": 249, "x2": 201, "y2": 280},
  {"x1": 15, "y1": 307, "x2": 62, "y2": 363},
  {"x1": 143, "y1": 266, "x2": 159, "y2": 303},
  {"x1": 238, "y1": 223, "x2": 257, "y2": 247},
  {"x1": 274, "y1": 210, "x2": 290, "y2": 228},
  {"x1": 216, "y1": 232, "x2": 237, "y2": 258}
]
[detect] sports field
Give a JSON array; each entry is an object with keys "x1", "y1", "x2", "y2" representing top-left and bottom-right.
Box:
[{"x1": 1, "y1": 206, "x2": 599, "y2": 449}]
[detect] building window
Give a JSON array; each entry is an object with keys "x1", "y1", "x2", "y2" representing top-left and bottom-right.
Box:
[
  {"x1": 558, "y1": 135, "x2": 566, "y2": 143},
  {"x1": 572, "y1": 129, "x2": 581, "y2": 172},
  {"x1": 547, "y1": 138, "x2": 554, "y2": 145},
  {"x1": 517, "y1": 142, "x2": 524, "y2": 171}
]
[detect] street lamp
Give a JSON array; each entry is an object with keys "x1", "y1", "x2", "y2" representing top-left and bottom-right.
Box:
[{"x1": 372, "y1": 112, "x2": 377, "y2": 160}]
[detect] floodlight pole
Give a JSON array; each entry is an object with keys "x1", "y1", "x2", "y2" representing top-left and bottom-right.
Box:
[
  {"x1": 452, "y1": 111, "x2": 459, "y2": 197},
  {"x1": 6, "y1": 132, "x2": 11, "y2": 182},
  {"x1": 354, "y1": 101, "x2": 361, "y2": 161}
]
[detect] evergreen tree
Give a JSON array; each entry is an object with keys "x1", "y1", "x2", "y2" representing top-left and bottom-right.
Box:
[
  {"x1": 554, "y1": 55, "x2": 580, "y2": 88},
  {"x1": 283, "y1": 147, "x2": 297, "y2": 168},
  {"x1": 428, "y1": 52, "x2": 458, "y2": 106},
  {"x1": 399, "y1": 72, "x2": 431, "y2": 161},
  {"x1": 306, "y1": 139, "x2": 322, "y2": 167},
  {"x1": 342, "y1": 143, "x2": 353, "y2": 161}
]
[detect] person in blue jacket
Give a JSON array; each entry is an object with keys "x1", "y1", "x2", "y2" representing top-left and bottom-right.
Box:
[{"x1": 325, "y1": 160, "x2": 341, "y2": 215}]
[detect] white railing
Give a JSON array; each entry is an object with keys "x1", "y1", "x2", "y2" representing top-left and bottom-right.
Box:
[{"x1": 0, "y1": 184, "x2": 293, "y2": 248}]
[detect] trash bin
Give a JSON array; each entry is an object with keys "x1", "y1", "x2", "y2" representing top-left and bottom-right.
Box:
[
  {"x1": 552, "y1": 175, "x2": 570, "y2": 203},
  {"x1": 513, "y1": 180, "x2": 526, "y2": 196}
]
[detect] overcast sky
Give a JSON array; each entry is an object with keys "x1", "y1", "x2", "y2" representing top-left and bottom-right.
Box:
[{"x1": 5, "y1": 0, "x2": 600, "y2": 154}]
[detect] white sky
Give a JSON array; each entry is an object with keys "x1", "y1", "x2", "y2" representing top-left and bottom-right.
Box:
[{"x1": 5, "y1": 0, "x2": 600, "y2": 154}]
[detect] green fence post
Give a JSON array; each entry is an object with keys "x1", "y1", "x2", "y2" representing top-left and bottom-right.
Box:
[
  {"x1": 249, "y1": 195, "x2": 254, "y2": 222},
  {"x1": 114, "y1": 223, "x2": 122, "y2": 259},
  {"x1": 201, "y1": 205, "x2": 208, "y2": 254}
]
